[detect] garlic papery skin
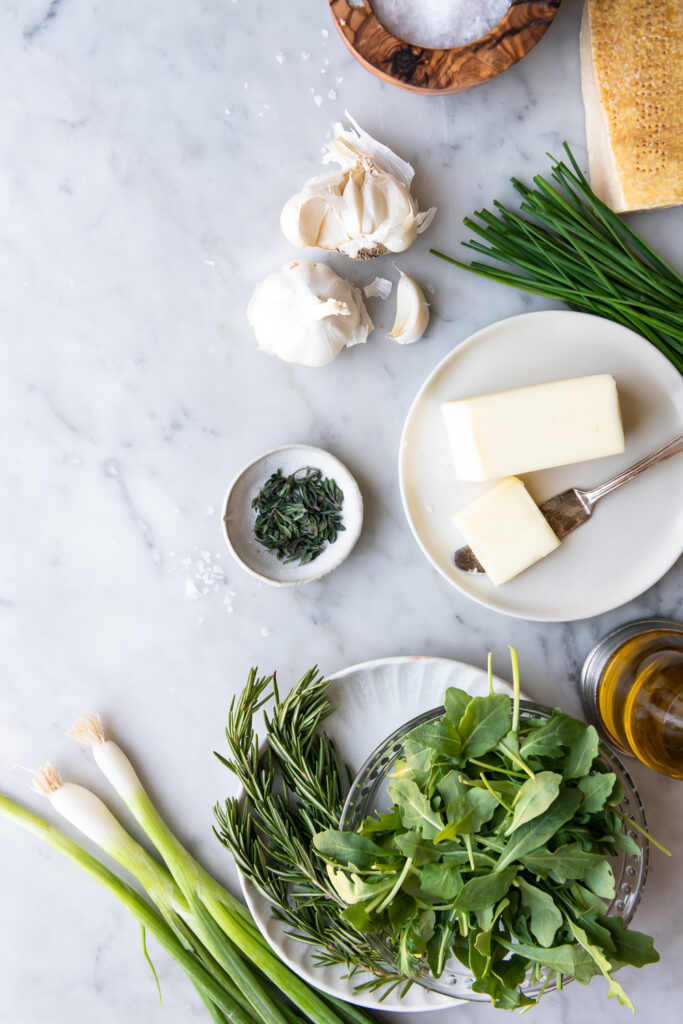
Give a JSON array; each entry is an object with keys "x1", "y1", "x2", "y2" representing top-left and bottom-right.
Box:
[
  {"x1": 281, "y1": 113, "x2": 436, "y2": 260},
  {"x1": 389, "y1": 269, "x2": 430, "y2": 345},
  {"x1": 246, "y1": 259, "x2": 374, "y2": 367}
]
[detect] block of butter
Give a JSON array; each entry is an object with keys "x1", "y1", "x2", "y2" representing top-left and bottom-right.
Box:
[
  {"x1": 454, "y1": 477, "x2": 560, "y2": 586},
  {"x1": 442, "y1": 374, "x2": 624, "y2": 482}
]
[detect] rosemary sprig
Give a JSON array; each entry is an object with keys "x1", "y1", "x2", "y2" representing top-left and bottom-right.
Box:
[
  {"x1": 213, "y1": 668, "x2": 409, "y2": 998},
  {"x1": 251, "y1": 468, "x2": 345, "y2": 566},
  {"x1": 431, "y1": 144, "x2": 683, "y2": 374}
]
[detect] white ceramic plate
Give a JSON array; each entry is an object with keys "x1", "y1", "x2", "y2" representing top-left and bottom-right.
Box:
[
  {"x1": 239, "y1": 655, "x2": 516, "y2": 1013},
  {"x1": 399, "y1": 311, "x2": 683, "y2": 621},
  {"x1": 222, "y1": 444, "x2": 363, "y2": 586}
]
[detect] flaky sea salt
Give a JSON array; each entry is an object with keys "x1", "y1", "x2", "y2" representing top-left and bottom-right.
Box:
[{"x1": 372, "y1": 0, "x2": 511, "y2": 49}]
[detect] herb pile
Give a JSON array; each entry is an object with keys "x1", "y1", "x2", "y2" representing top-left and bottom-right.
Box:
[
  {"x1": 252, "y1": 467, "x2": 345, "y2": 565},
  {"x1": 431, "y1": 145, "x2": 683, "y2": 373},
  {"x1": 313, "y1": 653, "x2": 661, "y2": 1011},
  {"x1": 214, "y1": 669, "x2": 408, "y2": 998}
]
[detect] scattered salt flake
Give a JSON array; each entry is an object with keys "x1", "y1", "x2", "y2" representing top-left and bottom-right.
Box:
[
  {"x1": 321, "y1": 28, "x2": 329, "y2": 38},
  {"x1": 324, "y1": 58, "x2": 330, "y2": 65},
  {"x1": 313, "y1": 95, "x2": 323, "y2": 106},
  {"x1": 243, "y1": 82, "x2": 249, "y2": 90},
  {"x1": 185, "y1": 580, "x2": 201, "y2": 600},
  {"x1": 335, "y1": 76, "x2": 343, "y2": 84},
  {"x1": 197, "y1": 616, "x2": 205, "y2": 625},
  {"x1": 225, "y1": 109, "x2": 231, "y2": 116},
  {"x1": 260, "y1": 626, "x2": 271, "y2": 638},
  {"x1": 206, "y1": 506, "x2": 215, "y2": 515},
  {"x1": 205, "y1": 259, "x2": 216, "y2": 266},
  {"x1": 327, "y1": 89, "x2": 337, "y2": 101},
  {"x1": 275, "y1": 52, "x2": 286, "y2": 63},
  {"x1": 301, "y1": 51, "x2": 311, "y2": 60},
  {"x1": 364, "y1": 276, "x2": 393, "y2": 300}
]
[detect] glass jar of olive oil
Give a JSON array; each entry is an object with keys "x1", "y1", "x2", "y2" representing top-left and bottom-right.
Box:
[{"x1": 581, "y1": 619, "x2": 683, "y2": 778}]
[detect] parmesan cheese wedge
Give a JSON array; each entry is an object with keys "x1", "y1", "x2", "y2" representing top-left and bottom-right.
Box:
[{"x1": 580, "y1": 0, "x2": 683, "y2": 213}]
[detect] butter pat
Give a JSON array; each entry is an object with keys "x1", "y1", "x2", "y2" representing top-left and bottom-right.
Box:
[
  {"x1": 442, "y1": 374, "x2": 624, "y2": 482},
  {"x1": 454, "y1": 477, "x2": 560, "y2": 586}
]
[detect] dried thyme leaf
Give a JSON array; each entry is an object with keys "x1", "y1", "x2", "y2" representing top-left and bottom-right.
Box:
[{"x1": 251, "y1": 467, "x2": 345, "y2": 565}]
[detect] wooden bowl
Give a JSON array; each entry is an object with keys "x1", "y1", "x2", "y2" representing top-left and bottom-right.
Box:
[{"x1": 329, "y1": 0, "x2": 561, "y2": 95}]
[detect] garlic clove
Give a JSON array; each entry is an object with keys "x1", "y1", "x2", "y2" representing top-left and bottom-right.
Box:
[
  {"x1": 281, "y1": 113, "x2": 436, "y2": 260},
  {"x1": 388, "y1": 269, "x2": 430, "y2": 345},
  {"x1": 247, "y1": 260, "x2": 373, "y2": 367}
]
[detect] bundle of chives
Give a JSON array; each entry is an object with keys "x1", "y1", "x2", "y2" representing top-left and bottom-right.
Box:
[
  {"x1": 0, "y1": 716, "x2": 378, "y2": 1024},
  {"x1": 431, "y1": 144, "x2": 683, "y2": 374}
]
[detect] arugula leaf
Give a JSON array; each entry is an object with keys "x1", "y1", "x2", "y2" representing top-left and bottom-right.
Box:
[
  {"x1": 459, "y1": 693, "x2": 511, "y2": 758},
  {"x1": 522, "y1": 841, "x2": 606, "y2": 880},
  {"x1": 506, "y1": 771, "x2": 562, "y2": 834},
  {"x1": 584, "y1": 860, "x2": 616, "y2": 899},
  {"x1": 495, "y1": 789, "x2": 582, "y2": 872},
  {"x1": 497, "y1": 938, "x2": 599, "y2": 983},
  {"x1": 436, "y1": 789, "x2": 498, "y2": 840},
  {"x1": 419, "y1": 862, "x2": 463, "y2": 900},
  {"x1": 517, "y1": 877, "x2": 562, "y2": 947},
  {"x1": 577, "y1": 772, "x2": 616, "y2": 813},
  {"x1": 444, "y1": 686, "x2": 471, "y2": 727},
  {"x1": 454, "y1": 866, "x2": 518, "y2": 911},
  {"x1": 563, "y1": 725, "x2": 600, "y2": 779},
  {"x1": 405, "y1": 717, "x2": 461, "y2": 762},
  {"x1": 598, "y1": 916, "x2": 660, "y2": 968},
  {"x1": 313, "y1": 829, "x2": 390, "y2": 868},
  {"x1": 388, "y1": 779, "x2": 443, "y2": 840},
  {"x1": 519, "y1": 711, "x2": 583, "y2": 760}
]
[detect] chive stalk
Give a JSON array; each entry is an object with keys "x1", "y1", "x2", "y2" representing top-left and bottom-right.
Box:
[{"x1": 431, "y1": 145, "x2": 683, "y2": 374}]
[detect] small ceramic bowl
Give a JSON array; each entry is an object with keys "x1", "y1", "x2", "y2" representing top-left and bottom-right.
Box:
[
  {"x1": 222, "y1": 444, "x2": 363, "y2": 586},
  {"x1": 329, "y1": 0, "x2": 561, "y2": 95}
]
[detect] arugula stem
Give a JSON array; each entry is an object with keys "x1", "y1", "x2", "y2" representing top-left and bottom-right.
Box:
[{"x1": 611, "y1": 808, "x2": 672, "y2": 855}]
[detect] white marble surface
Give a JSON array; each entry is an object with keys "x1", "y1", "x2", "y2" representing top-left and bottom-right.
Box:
[{"x1": 1, "y1": 1, "x2": 681, "y2": 1022}]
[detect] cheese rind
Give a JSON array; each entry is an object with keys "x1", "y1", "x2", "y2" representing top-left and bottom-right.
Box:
[
  {"x1": 441, "y1": 374, "x2": 624, "y2": 482},
  {"x1": 454, "y1": 477, "x2": 560, "y2": 587},
  {"x1": 580, "y1": 0, "x2": 683, "y2": 213}
]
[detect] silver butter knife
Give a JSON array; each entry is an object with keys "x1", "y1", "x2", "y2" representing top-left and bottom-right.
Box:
[{"x1": 453, "y1": 433, "x2": 683, "y2": 575}]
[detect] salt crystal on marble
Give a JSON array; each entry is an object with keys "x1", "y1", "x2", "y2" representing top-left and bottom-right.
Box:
[
  {"x1": 301, "y1": 51, "x2": 311, "y2": 60},
  {"x1": 328, "y1": 90, "x2": 337, "y2": 100},
  {"x1": 185, "y1": 580, "x2": 201, "y2": 600},
  {"x1": 313, "y1": 95, "x2": 323, "y2": 106},
  {"x1": 372, "y1": 0, "x2": 511, "y2": 49},
  {"x1": 260, "y1": 626, "x2": 271, "y2": 637},
  {"x1": 275, "y1": 52, "x2": 286, "y2": 63}
]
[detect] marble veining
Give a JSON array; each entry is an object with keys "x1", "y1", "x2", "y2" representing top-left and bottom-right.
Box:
[{"x1": 1, "y1": 1, "x2": 681, "y2": 1022}]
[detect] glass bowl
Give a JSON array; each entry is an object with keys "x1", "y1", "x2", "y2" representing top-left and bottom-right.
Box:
[{"x1": 340, "y1": 700, "x2": 649, "y2": 1002}]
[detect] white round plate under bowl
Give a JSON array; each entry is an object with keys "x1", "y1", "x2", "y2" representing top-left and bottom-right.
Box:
[
  {"x1": 399, "y1": 311, "x2": 683, "y2": 621},
  {"x1": 239, "y1": 655, "x2": 516, "y2": 1013},
  {"x1": 222, "y1": 444, "x2": 363, "y2": 586}
]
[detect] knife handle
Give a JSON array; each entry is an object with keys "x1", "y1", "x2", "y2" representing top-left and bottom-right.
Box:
[{"x1": 582, "y1": 433, "x2": 683, "y2": 507}]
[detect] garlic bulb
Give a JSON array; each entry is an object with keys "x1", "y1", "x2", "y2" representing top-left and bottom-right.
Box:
[
  {"x1": 247, "y1": 259, "x2": 374, "y2": 367},
  {"x1": 389, "y1": 269, "x2": 430, "y2": 345},
  {"x1": 281, "y1": 113, "x2": 436, "y2": 260}
]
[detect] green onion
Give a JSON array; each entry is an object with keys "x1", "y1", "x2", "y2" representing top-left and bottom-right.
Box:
[
  {"x1": 431, "y1": 145, "x2": 683, "y2": 374},
  {"x1": 66, "y1": 713, "x2": 364, "y2": 1024}
]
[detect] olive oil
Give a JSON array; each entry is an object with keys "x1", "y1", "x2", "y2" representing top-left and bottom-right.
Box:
[{"x1": 582, "y1": 621, "x2": 683, "y2": 779}]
